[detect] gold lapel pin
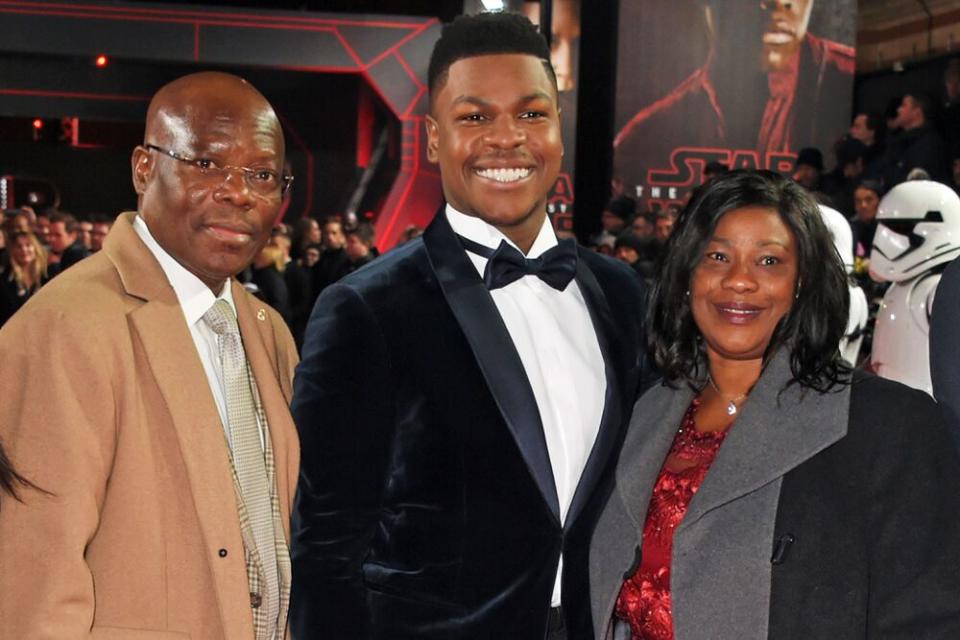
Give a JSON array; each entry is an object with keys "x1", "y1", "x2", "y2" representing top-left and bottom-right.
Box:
[{"x1": 257, "y1": 309, "x2": 267, "y2": 321}]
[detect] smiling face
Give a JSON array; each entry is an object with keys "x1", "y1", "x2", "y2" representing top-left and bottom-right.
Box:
[
  {"x1": 426, "y1": 53, "x2": 562, "y2": 250},
  {"x1": 11, "y1": 234, "x2": 37, "y2": 267},
  {"x1": 132, "y1": 73, "x2": 284, "y2": 293},
  {"x1": 690, "y1": 206, "x2": 798, "y2": 366}
]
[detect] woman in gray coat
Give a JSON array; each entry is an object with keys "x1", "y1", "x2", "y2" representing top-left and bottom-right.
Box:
[{"x1": 590, "y1": 170, "x2": 960, "y2": 639}]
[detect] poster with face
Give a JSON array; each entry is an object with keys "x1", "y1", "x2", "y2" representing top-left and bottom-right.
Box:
[
  {"x1": 613, "y1": 0, "x2": 856, "y2": 211},
  {"x1": 511, "y1": 0, "x2": 581, "y2": 236}
]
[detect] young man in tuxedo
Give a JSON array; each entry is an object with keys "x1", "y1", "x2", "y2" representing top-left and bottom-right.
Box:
[{"x1": 291, "y1": 12, "x2": 648, "y2": 639}]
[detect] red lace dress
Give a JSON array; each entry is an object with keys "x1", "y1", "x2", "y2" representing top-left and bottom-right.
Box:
[{"x1": 614, "y1": 397, "x2": 730, "y2": 640}]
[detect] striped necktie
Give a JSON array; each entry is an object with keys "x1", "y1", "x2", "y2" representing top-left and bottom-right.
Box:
[{"x1": 203, "y1": 299, "x2": 279, "y2": 639}]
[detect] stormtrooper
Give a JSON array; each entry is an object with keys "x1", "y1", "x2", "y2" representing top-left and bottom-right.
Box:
[
  {"x1": 869, "y1": 180, "x2": 960, "y2": 395},
  {"x1": 818, "y1": 205, "x2": 869, "y2": 366}
]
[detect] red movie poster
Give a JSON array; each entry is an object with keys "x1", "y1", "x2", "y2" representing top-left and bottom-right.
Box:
[
  {"x1": 509, "y1": 0, "x2": 581, "y2": 235},
  {"x1": 613, "y1": 0, "x2": 857, "y2": 211}
]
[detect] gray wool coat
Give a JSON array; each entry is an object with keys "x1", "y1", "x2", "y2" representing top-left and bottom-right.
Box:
[{"x1": 589, "y1": 350, "x2": 960, "y2": 639}]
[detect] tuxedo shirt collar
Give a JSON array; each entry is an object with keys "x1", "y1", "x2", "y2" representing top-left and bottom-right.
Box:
[
  {"x1": 133, "y1": 214, "x2": 236, "y2": 324},
  {"x1": 444, "y1": 204, "x2": 558, "y2": 278}
]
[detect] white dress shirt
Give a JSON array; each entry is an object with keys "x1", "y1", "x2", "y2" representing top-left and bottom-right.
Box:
[
  {"x1": 134, "y1": 215, "x2": 262, "y2": 449},
  {"x1": 445, "y1": 205, "x2": 607, "y2": 607}
]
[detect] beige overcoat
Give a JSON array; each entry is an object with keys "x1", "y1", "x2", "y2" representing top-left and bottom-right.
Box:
[{"x1": 0, "y1": 213, "x2": 300, "y2": 639}]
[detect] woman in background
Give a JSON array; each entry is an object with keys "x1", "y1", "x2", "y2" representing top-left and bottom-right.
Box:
[
  {"x1": 590, "y1": 170, "x2": 960, "y2": 639},
  {"x1": 0, "y1": 230, "x2": 48, "y2": 326}
]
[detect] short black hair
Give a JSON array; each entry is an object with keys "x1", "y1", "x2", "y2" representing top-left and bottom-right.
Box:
[
  {"x1": 427, "y1": 12, "x2": 556, "y2": 102},
  {"x1": 855, "y1": 178, "x2": 884, "y2": 198},
  {"x1": 604, "y1": 195, "x2": 635, "y2": 220},
  {"x1": 321, "y1": 215, "x2": 343, "y2": 229},
  {"x1": 905, "y1": 91, "x2": 936, "y2": 121},
  {"x1": 48, "y1": 211, "x2": 78, "y2": 233},
  {"x1": 614, "y1": 229, "x2": 648, "y2": 254},
  {"x1": 835, "y1": 137, "x2": 866, "y2": 167},
  {"x1": 795, "y1": 147, "x2": 824, "y2": 171},
  {"x1": 854, "y1": 111, "x2": 884, "y2": 134},
  {"x1": 88, "y1": 213, "x2": 113, "y2": 225},
  {"x1": 345, "y1": 222, "x2": 375, "y2": 247},
  {"x1": 648, "y1": 170, "x2": 850, "y2": 393},
  {"x1": 704, "y1": 161, "x2": 729, "y2": 176}
]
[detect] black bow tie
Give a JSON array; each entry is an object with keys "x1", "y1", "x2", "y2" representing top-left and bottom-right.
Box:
[{"x1": 458, "y1": 234, "x2": 578, "y2": 291}]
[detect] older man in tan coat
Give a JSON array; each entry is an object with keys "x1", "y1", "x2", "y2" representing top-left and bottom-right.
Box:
[{"x1": 0, "y1": 72, "x2": 299, "y2": 639}]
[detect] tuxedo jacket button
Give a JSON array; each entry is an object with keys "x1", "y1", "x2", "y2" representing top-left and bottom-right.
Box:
[{"x1": 218, "y1": 548, "x2": 228, "y2": 558}]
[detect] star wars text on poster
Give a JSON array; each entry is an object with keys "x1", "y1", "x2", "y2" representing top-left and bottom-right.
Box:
[{"x1": 634, "y1": 146, "x2": 797, "y2": 210}]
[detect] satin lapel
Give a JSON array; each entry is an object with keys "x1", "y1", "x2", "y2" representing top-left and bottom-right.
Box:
[
  {"x1": 423, "y1": 210, "x2": 561, "y2": 522},
  {"x1": 680, "y1": 351, "x2": 850, "y2": 532},
  {"x1": 617, "y1": 383, "x2": 696, "y2": 529},
  {"x1": 233, "y1": 283, "x2": 299, "y2": 539},
  {"x1": 565, "y1": 255, "x2": 627, "y2": 528}
]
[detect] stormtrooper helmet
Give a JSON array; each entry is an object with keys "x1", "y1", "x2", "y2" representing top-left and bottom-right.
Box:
[
  {"x1": 817, "y1": 204, "x2": 854, "y2": 273},
  {"x1": 870, "y1": 180, "x2": 960, "y2": 283}
]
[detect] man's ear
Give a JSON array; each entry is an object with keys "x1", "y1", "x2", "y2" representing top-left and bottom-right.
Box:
[
  {"x1": 425, "y1": 115, "x2": 440, "y2": 164},
  {"x1": 131, "y1": 145, "x2": 153, "y2": 195}
]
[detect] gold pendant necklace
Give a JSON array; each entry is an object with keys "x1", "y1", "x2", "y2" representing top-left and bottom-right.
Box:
[{"x1": 708, "y1": 375, "x2": 749, "y2": 416}]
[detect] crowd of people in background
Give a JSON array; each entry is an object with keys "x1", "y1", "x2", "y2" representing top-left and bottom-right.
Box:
[
  {"x1": 591, "y1": 57, "x2": 960, "y2": 368},
  {"x1": 6, "y1": 58, "x2": 960, "y2": 362},
  {"x1": 5, "y1": 11, "x2": 960, "y2": 639},
  {"x1": 0, "y1": 203, "x2": 423, "y2": 345},
  {"x1": 0, "y1": 207, "x2": 109, "y2": 325}
]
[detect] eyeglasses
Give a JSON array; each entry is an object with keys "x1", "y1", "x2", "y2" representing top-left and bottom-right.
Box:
[{"x1": 144, "y1": 144, "x2": 293, "y2": 197}]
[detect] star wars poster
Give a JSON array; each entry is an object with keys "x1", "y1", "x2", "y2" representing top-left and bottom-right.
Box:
[
  {"x1": 509, "y1": 0, "x2": 580, "y2": 234},
  {"x1": 613, "y1": 0, "x2": 857, "y2": 211}
]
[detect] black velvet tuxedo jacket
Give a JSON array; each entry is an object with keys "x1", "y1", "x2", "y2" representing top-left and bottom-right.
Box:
[{"x1": 290, "y1": 211, "x2": 648, "y2": 639}]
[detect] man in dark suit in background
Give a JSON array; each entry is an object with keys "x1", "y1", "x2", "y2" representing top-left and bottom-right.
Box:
[
  {"x1": 290, "y1": 12, "x2": 648, "y2": 640},
  {"x1": 47, "y1": 211, "x2": 90, "y2": 274}
]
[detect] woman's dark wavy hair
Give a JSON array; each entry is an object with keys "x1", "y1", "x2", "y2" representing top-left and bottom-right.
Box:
[
  {"x1": 648, "y1": 169, "x2": 851, "y2": 392},
  {"x1": 0, "y1": 439, "x2": 39, "y2": 507}
]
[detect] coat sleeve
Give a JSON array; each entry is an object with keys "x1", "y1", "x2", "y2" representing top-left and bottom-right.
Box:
[
  {"x1": 930, "y1": 258, "x2": 960, "y2": 452},
  {"x1": 866, "y1": 383, "x2": 960, "y2": 636},
  {"x1": 289, "y1": 282, "x2": 394, "y2": 640},
  {"x1": 0, "y1": 305, "x2": 118, "y2": 639}
]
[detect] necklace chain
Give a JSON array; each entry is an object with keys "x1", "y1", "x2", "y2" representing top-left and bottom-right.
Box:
[{"x1": 707, "y1": 374, "x2": 749, "y2": 416}]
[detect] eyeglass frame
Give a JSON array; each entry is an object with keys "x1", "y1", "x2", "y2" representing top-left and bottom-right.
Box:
[{"x1": 143, "y1": 143, "x2": 294, "y2": 197}]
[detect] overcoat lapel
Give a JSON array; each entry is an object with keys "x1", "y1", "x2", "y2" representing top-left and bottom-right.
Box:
[
  {"x1": 564, "y1": 254, "x2": 627, "y2": 528},
  {"x1": 679, "y1": 351, "x2": 849, "y2": 532},
  {"x1": 105, "y1": 213, "x2": 254, "y2": 640},
  {"x1": 423, "y1": 210, "x2": 561, "y2": 522},
  {"x1": 617, "y1": 383, "x2": 697, "y2": 527},
  {"x1": 591, "y1": 382, "x2": 694, "y2": 638}
]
